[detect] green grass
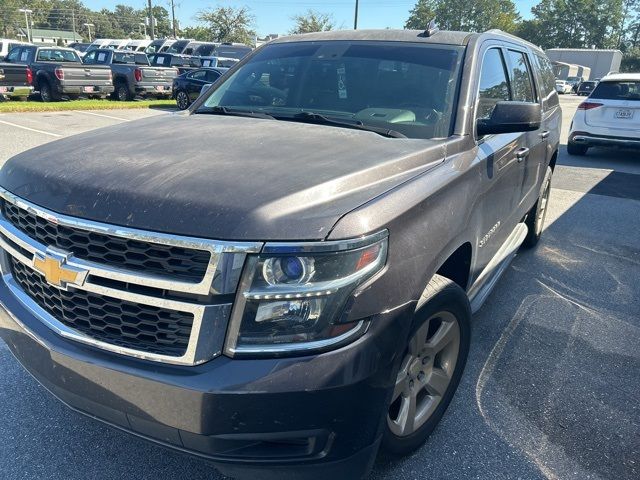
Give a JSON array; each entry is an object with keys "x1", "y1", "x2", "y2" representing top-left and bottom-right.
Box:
[{"x1": 0, "y1": 98, "x2": 176, "y2": 113}]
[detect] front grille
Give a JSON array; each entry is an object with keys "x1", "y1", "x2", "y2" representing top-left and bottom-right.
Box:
[
  {"x1": 10, "y1": 257, "x2": 193, "y2": 356},
  {"x1": 2, "y1": 202, "x2": 210, "y2": 281}
]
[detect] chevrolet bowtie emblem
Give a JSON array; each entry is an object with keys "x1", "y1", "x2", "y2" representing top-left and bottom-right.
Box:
[{"x1": 33, "y1": 250, "x2": 88, "y2": 289}]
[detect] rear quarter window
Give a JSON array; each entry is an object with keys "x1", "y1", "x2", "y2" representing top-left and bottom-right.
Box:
[{"x1": 534, "y1": 53, "x2": 559, "y2": 112}]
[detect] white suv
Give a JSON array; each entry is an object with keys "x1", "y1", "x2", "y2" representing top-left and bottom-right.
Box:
[{"x1": 568, "y1": 73, "x2": 640, "y2": 155}]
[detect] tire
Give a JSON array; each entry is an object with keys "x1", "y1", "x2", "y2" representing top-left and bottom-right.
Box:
[
  {"x1": 39, "y1": 80, "x2": 56, "y2": 102},
  {"x1": 115, "y1": 81, "x2": 133, "y2": 102},
  {"x1": 382, "y1": 274, "x2": 471, "y2": 456},
  {"x1": 523, "y1": 166, "x2": 553, "y2": 248},
  {"x1": 175, "y1": 90, "x2": 190, "y2": 110},
  {"x1": 567, "y1": 142, "x2": 588, "y2": 156}
]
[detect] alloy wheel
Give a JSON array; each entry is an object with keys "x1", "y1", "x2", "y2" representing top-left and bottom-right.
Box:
[
  {"x1": 387, "y1": 311, "x2": 460, "y2": 437},
  {"x1": 176, "y1": 91, "x2": 190, "y2": 110}
]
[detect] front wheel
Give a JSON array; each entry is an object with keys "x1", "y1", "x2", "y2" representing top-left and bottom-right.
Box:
[
  {"x1": 523, "y1": 166, "x2": 553, "y2": 248},
  {"x1": 382, "y1": 274, "x2": 470, "y2": 455}
]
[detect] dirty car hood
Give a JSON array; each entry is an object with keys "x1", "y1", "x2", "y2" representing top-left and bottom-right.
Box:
[{"x1": 0, "y1": 114, "x2": 445, "y2": 241}]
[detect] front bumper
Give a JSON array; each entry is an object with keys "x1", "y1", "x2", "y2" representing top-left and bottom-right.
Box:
[
  {"x1": 0, "y1": 274, "x2": 412, "y2": 479},
  {"x1": 570, "y1": 132, "x2": 640, "y2": 149}
]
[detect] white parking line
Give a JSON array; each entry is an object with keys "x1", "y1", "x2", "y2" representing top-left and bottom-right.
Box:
[
  {"x1": 73, "y1": 110, "x2": 128, "y2": 121},
  {"x1": 0, "y1": 120, "x2": 62, "y2": 137}
]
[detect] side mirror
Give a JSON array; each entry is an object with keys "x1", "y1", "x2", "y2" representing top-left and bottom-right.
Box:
[
  {"x1": 477, "y1": 101, "x2": 541, "y2": 136},
  {"x1": 199, "y1": 83, "x2": 213, "y2": 97}
]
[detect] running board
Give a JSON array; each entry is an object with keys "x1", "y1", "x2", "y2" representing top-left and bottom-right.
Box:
[{"x1": 467, "y1": 223, "x2": 528, "y2": 313}]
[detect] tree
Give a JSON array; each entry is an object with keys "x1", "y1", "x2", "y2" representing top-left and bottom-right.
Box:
[
  {"x1": 621, "y1": 46, "x2": 640, "y2": 70},
  {"x1": 196, "y1": 6, "x2": 255, "y2": 45},
  {"x1": 181, "y1": 25, "x2": 212, "y2": 41},
  {"x1": 405, "y1": 0, "x2": 520, "y2": 33},
  {"x1": 524, "y1": 0, "x2": 626, "y2": 49},
  {"x1": 290, "y1": 10, "x2": 334, "y2": 34}
]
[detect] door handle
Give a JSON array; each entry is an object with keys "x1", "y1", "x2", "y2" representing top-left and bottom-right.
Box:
[
  {"x1": 516, "y1": 147, "x2": 530, "y2": 162},
  {"x1": 540, "y1": 130, "x2": 550, "y2": 139}
]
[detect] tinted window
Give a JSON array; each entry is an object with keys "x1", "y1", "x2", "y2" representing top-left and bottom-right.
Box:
[
  {"x1": 37, "y1": 49, "x2": 79, "y2": 62},
  {"x1": 507, "y1": 50, "x2": 535, "y2": 102},
  {"x1": 478, "y1": 48, "x2": 510, "y2": 119},
  {"x1": 591, "y1": 81, "x2": 640, "y2": 101},
  {"x1": 190, "y1": 70, "x2": 207, "y2": 80},
  {"x1": 6, "y1": 48, "x2": 20, "y2": 62},
  {"x1": 205, "y1": 70, "x2": 221, "y2": 82},
  {"x1": 213, "y1": 46, "x2": 252, "y2": 60},
  {"x1": 202, "y1": 41, "x2": 464, "y2": 139},
  {"x1": 195, "y1": 44, "x2": 216, "y2": 56}
]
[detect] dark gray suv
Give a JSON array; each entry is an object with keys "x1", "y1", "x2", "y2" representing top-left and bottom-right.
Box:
[{"x1": 0, "y1": 28, "x2": 560, "y2": 479}]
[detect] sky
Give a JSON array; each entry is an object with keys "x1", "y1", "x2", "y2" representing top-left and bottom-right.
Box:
[{"x1": 89, "y1": 0, "x2": 536, "y2": 37}]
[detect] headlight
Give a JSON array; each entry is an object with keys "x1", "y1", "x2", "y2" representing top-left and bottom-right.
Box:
[{"x1": 224, "y1": 231, "x2": 388, "y2": 356}]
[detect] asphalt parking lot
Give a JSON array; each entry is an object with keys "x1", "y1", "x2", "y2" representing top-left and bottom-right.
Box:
[{"x1": 0, "y1": 96, "x2": 638, "y2": 480}]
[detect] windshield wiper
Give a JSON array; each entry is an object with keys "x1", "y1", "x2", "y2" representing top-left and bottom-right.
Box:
[
  {"x1": 197, "y1": 105, "x2": 275, "y2": 120},
  {"x1": 289, "y1": 111, "x2": 407, "y2": 139}
]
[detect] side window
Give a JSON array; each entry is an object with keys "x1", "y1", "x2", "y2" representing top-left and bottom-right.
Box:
[
  {"x1": 190, "y1": 70, "x2": 207, "y2": 80},
  {"x1": 83, "y1": 51, "x2": 96, "y2": 64},
  {"x1": 477, "y1": 48, "x2": 510, "y2": 120},
  {"x1": 506, "y1": 50, "x2": 535, "y2": 102}
]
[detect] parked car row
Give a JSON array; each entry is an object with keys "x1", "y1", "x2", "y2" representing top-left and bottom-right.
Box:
[{"x1": 0, "y1": 44, "x2": 237, "y2": 105}]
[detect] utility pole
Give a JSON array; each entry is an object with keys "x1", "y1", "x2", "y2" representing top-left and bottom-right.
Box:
[
  {"x1": 84, "y1": 23, "x2": 94, "y2": 42},
  {"x1": 72, "y1": 10, "x2": 77, "y2": 41},
  {"x1": 170, "y1": 0, "x2": 177, "y2": 38},
  {"x1": 147, "y1": 0, "x2": 155, "y2": 40},
  {"x1": 19, "y1": 8, "x2": 32, "y2": 42},
  {"x1": 353, "y1": 0, "x2": 359, "y2": 30}
]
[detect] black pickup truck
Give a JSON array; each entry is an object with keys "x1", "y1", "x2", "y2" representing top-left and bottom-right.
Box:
[
  {"x1": 0, "y1": 62, "x2": 33, "y2": 100},
  {"x1": 4, "y1": 45, "x2": 113, "y2": 101},
  {"x1": 83, "y1": 49, "x2": 178, "y2": 101}
]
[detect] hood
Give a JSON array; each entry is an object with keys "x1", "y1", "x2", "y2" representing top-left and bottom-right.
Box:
[{"x1": 0, "y1": 114, "x2": 446, "y2": 241}]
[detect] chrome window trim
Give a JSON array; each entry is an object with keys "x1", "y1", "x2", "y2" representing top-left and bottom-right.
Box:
[{"x1": 0, "y1": 188, "x2": 262, "y2": 296}]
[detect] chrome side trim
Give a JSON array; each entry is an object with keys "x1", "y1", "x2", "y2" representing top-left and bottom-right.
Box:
[
  {"x1": 262, "y1": 230, "x2": 388, "y2": 254},
  {"x1": 0, "y1": 188, "x2": 262, "y2": 296}
]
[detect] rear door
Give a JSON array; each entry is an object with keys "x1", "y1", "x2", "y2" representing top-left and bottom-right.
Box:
[
  {"x1": 584, "y1": 80, "x2": 640, "y2": 138},
  {"x1": 185, "y1": 69, "x2": 209, "y2": 99}
]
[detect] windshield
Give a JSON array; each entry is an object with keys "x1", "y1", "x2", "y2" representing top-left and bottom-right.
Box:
[
  {"x1": 590, "y1": 80, "x2": 640, "y2": 101},
  {"x1": 200, "y1": 41, "x2": 463, "y2": 139},
  {"x1": 194, "y1": 44, "x2": 216, "y2": 57},
  {"x1": 145, "y1": 41, "x2": 164, "y2": 54},
  {"x1": 166, "y1": 40, "x2": 189, "y2": 54},
  {"x1": 213, "y1": 45, "x2": 252, "y2": 60}
]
